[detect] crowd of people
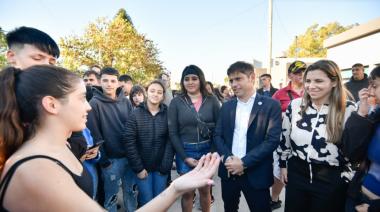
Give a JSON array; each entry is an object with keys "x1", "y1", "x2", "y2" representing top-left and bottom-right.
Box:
[{"x1": 0, "y1": 25, "x2": 379, "y2": 212}]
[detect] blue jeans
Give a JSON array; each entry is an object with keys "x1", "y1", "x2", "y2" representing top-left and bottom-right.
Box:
[
  {"x1": 176, "y1": 141, "x2": 211, "y2": 175},
  {"x1": 101, "y1": 158, "x2": 137, "y2": 212},
  {"x1": 136, "y1": 171, "x2": 168, "y2": 206}
]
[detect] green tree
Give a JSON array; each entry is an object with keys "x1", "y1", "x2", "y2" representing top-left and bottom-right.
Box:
[
  {"x1": 287, "y1": 22, "x2": 355, "y2": 58},
  {"x1": 59, "y1": 10, "x2": 163, "y2": 84},
  {"x1": 116, "y1": 8, "x2": 134, "y2": 26},
  {"x1": 0, "y1": 27, "x2": 7, "y2": 68}
]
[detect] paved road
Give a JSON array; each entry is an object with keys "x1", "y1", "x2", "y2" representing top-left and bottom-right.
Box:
[
  {"x1": 168, "y1": 170, "x2": 285, "y2": 212},
  {"x1": 117, "y1": 170, "x2": 285, "y2": 211}
]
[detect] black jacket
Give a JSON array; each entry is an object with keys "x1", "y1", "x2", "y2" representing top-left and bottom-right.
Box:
[
  {"x1": 214, "y1": 95, "x2": 282, "y2": 189},
  {"x1": 168, "y1": 94, "x2": 220, "y2": 160},
  {"x1": 123, "y1": 103, "x2": 174, "y2": 174},
  {"x1": 86, "y1": 87, "x2": 133, "y2": 166},
  {"x1": 257, "y1": 85, "x2": 278, "y2": 97},
  {"x1": 67, "y1": 132, "x2": 88, "y2": 159},
  {"x1": 341, "y1": 110, "x2": 380, "y2": 211},
  {"x1": 344, "y1": 74, "x2": 369, "y2": 102}
]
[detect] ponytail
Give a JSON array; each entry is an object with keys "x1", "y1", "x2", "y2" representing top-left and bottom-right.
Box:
[
  {"x1": 0, "y1": 65, "x2": 80, "y2": 172},
  {"x1": 0, "y1": 67, "x2": 24, "y2": 172}
]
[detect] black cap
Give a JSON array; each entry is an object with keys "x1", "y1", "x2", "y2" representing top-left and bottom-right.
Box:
[{"x1": 288, "y1": 61, "x2": 307, "y2": 74}]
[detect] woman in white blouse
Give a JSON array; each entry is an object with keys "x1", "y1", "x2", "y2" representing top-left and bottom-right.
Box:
[{"x1": 277, "y1": 60, "x2": 356, "y2": 212}]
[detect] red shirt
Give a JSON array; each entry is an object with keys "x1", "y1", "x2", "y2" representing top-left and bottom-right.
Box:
[{"x1": 272, "y1": 82, "x2": 304, "y2": 112}]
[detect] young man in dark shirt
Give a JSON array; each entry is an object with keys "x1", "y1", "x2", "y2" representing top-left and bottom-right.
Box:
[
  {"x1": 5, "y1": 26, "x2": 89, "y2": 159},
  {"x1": 87, "y1": 67, "x2": 136, "y2": 212}
]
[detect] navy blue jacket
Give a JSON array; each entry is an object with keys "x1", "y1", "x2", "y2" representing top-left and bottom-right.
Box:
[{"x1": 214, "y1": 94, "x2": 281, "y2": 189}]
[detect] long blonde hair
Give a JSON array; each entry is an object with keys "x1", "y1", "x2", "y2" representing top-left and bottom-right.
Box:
[{"x1": 300, "y1": 60, "x2": 348, "y2": 144}]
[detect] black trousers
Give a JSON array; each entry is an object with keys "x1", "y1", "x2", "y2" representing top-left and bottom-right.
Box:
[
  {"x1": 221, "y1": 174, "x2": 271, "y2": 212},
  {"x1": 285, "y1": 157, "x2": 348, "y2": 212}
]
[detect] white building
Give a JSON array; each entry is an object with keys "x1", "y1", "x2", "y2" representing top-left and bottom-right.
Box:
[{"x1": 324, "y1": 17, "x2": 380, "y2": 81}]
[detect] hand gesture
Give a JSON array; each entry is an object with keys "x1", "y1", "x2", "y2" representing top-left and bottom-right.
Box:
[
  {"x1": 172, "y1": 153, "x2": 220, "y2": 195},
  {"x1": 184, "y1": 157, "x2": 198, "y2": 168},
  {"x1": 137, "y1": 169, "x2": 148, "y2": 179},
  {"x1": 85, "y1": 146, "x2": 99, "y2": 160},
  {"x1": 224, "y1": 156, "x2": 244, "y2": 175},
  {"x1": 358, "y1": 88, "x2": 370, "y2": 117},
  {"x1": 355, "y1": 203, "x2": 369, "y2": 212}
]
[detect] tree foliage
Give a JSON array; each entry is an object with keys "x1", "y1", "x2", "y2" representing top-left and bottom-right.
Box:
[
  {"x1": 116, "y1": 8, "x2": 134, "y2": 26},
  {"x1": 59, "y1": 10, "x2": 163, "y2": 84},
  {"x1": 287, "y1": 22, "x2": 355, "y2": 58},
  {"x1": 0, "y1": 27, "x2": 7, "y2": 68}
]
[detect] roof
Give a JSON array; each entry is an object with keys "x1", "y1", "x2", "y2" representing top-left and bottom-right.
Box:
[{"x1": 324, "y1": 17, "x2": 380, "y2": 49}]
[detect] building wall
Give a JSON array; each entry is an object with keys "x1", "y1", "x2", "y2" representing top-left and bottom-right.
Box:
[
  {"x1": 324, "y1": 17, "x2": 380, "y2": 81},
  {"x1": 327, "y1": 32, "x2": 380, "y2": 74}
]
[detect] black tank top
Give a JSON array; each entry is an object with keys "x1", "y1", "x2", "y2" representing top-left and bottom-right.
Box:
[{"x1": 0, "y1": 155, "x2": 93, "y2": 211}]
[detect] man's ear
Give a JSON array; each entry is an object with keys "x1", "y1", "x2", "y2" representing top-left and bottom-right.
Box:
[
  {"x1": 6, "y1": 50, "x2": 16, "y2": 65},
  {"x1": 250, "y1": 72, "x2": 256, "y2": 82},
  {"x1": 41, "y1": 96, "x2": 60, "y2": 115}
]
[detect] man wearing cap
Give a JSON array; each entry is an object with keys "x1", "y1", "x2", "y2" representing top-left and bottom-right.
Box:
[
  {"x1": 272, "y1": 60, "x2": 306, "y2": 113},
  {"x1": 270, "y1": 60, "x2": 306, "y2": 210}
]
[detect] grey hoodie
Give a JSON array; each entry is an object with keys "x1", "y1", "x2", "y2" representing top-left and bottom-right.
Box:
[{"x1": 86, "y1": 87, "x2": 133, "y2": 166}]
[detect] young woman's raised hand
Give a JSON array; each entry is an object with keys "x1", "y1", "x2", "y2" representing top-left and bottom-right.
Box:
[{"x1": 173, "y1": 152, "x2": 220, "y2": 194}]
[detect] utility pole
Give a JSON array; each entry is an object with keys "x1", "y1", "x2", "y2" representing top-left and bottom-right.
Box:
[
  {"x1": 267, "y1": 0, "x2": 273, "y2": 74},
  {"x1": 295, "y1": 36, "x2": 299, "y2": 59}
]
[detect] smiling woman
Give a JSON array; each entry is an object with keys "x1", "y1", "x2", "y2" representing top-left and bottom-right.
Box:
[
  {"x1": 0, "y1": 67, "x2": 220, "y2": 211},
  {"x1": 0, "y1": 65, "x2": 102, "y2": 211},
  {"x1": 277, "y1": 60, "x2": 358, "y2": 212},
  {"x1": 123, "y1": 80, "x2": 174, "y2": 206},
  {"x1": 168, "y1": 65, "x2": 221, "y2": 212}
]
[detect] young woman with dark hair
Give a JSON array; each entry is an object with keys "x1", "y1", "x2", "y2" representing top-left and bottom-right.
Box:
[
  {"x1": 168, "y1": 65, "x2": 220, "y2": 212},
  {"x1": 124, "y1": 80, "x2": 174, "y2": 206},
  {"x1": 129, "y1": 85, "x2": 147, "y2": 108},
  {"x1": 0, "y1": 65, "x2": 221, "y2": 212},
  {"x1": 0, "y1": 65, "x2": 100, "y2": 211}
]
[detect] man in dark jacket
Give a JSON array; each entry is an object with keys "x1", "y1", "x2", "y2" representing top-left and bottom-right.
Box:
[
  {"x1": 214, "y1": 61, "x2": 281, "y2": 212},
  {"x1": 257, "y1": 74, "x2": 278, "y2": 97},
  {"x1": 86, "y1": 67, "x2": 136, "y2": 212},
  {"x1": 345, "y1": 63, "x2": 369, "y2": 102}
]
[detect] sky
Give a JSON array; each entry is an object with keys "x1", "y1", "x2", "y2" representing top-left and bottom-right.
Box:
[{"x1": 1, "y1": 0, "x2": 379, "y2": 84}]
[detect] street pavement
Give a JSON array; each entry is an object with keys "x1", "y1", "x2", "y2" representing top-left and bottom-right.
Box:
[
  {"x1": 117, "y1": 169, "x2": 285, "y2": 211},
  {"x1": 168, "y1": 170, "x2": 285, "y2": 212}
]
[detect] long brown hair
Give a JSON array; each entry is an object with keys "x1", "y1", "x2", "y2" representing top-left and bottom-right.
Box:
[
  {"x1": 0, "y1": 65, "x2": 80, "y2": 172},
  {"x1": 301, "y1": 60, "x2": 348, "y2": 144},
  {"x1": 0, "y1": 68, "x2": 23, "y2": 173}
]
